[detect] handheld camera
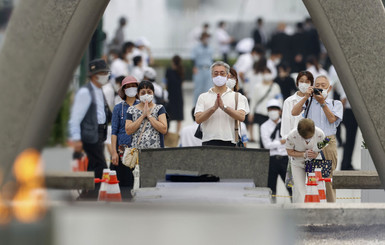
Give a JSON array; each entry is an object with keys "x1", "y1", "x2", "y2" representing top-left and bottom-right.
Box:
[{"x1": 313, "y1": 88, "x2": 323, "y2": 95}]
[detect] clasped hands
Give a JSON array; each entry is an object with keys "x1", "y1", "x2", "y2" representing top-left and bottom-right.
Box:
[
  {"x1": 212, "y1": 93, "x2": 225, "y2": 111},
  {"x1": 306, "y1": 150, "x2": 319, "y2": 159},
  {"x1": 143, "y1": 101, "x2": 152, "y2": 118}
]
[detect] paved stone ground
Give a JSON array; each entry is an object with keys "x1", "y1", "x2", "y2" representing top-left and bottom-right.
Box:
[{"x1": 297, "y1": 225, "x2": 385, "y2": 244}]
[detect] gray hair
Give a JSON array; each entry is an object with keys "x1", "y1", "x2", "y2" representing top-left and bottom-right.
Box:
[
  {"x1": 315, "y1": 75, "x2": 329, "y2": 83},
  {"x1": 210, "y1": 61, "x2": 230, "y2": 75}
]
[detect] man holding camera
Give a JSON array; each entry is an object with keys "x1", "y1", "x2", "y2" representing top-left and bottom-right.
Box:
[{"x1": 291, "y1": 75, "x2": 343, "y2": 202}]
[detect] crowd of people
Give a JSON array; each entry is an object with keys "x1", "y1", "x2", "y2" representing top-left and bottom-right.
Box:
[{"x1": 67, "y1": 16, "x2": 359, "y2": 203}]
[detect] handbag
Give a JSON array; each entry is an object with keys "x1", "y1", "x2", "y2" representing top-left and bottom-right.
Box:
[
  {"x1": 304, "y1": 150, "x2": 332, "y2": 178},
  {"x1": 234, "y1": 92, "x2": 244, "y2": 148},
  {"x1": 122, "y1": 109, "x2": 152, "y2": 168},
  {"x1": 194, "y1": 124, "x2": 203, "y2": 139}
]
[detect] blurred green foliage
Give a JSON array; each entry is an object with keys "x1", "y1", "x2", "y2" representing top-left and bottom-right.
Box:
[{"x1": 47, "y1": 92, "x2": 72, "y2": 146}]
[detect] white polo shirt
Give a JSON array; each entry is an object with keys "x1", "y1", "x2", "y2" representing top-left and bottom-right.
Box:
[
  {"x1": 285, "y1": 127, "x2": 325, "y2": 167},
  {"x1": 195, "y1": 88, "x2": 250, "y2": 143}
]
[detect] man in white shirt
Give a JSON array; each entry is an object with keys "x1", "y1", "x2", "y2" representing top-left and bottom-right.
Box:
[
  {"x1": 261, "y1": 99, "x2": 292, "y2": 201},
  {"x1": 195, "y1": 61, "x2": 249, "y2": 146},
  {"x1": 233, "y1": 45, "x2": 265, "y2": 91},
  {"x1": 131, "y1": 56, "x2": 144, "y2": 82},
  {"x1": 285, "y1": 118, "x2": 325, "y2": 203},
  {"x1": 215, "y1": 21, "x2": 233, "y2": 63},
  {"x1": 109, "y1": 49, "x2": 129, "y2": 79}
]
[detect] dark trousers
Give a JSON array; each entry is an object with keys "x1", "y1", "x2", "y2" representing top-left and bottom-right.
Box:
[
  {"x1": 253, "y1": 113, "x2": 269, "y2": 148},
  {"x1": 202, "y1": 140, "x2": 235, "y2": 147},
  {"x1": 81, "y1": 141, "x2": 107, "y2": 199},
  {"x1": 110, "y1": 159, "x2": 134, "y2": 200},
  {"x1": 341, "y1": 109, "x2": 358, "y2": 170},
  {"x1": 268, "y1": 155, "x2": 292, "y2": 196}
]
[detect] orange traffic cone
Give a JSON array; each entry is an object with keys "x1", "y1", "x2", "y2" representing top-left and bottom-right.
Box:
[
  {"x1": 314, "y1": 168, "x2": 326, "y2": 203},
  {"x1": 304, "y1": 173, "x2": 320, "y2": 203},
  {"x1": 106, "y1": 170, "x2": 122, "y2": 202},
  {"x1": 98, "y1": 169, "x2": 110, "y2": 201}
]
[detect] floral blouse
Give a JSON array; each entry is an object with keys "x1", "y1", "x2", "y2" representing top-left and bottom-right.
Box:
[{"x1": 126, "y1": 104, "x2": 166, "y2": 149}]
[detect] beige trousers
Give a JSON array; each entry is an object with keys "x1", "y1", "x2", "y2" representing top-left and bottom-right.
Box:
[
  {"x1": 321, "y1": 135, "x2": 337, "y2": 202},
  {"x1": 291, "y1": 163, "x2": 306, "y2": 203}
]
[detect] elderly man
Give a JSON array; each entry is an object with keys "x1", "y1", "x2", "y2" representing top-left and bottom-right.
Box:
[
  {"x1": 291, "y1": 75, "x2": 343, "y2": 202},
  {"x1": 69, "y1": 58, "x2": 112, "y2": 199},
  {"x1": 285, "y1": 118, "x2": 325, "y2": 203},
  {"x1": 194, "y1": 61, "x2": 249, "y2": 146}
]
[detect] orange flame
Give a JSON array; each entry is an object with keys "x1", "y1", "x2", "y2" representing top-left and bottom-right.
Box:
[{"x1": 11, "y1": 149, "x2": 47, "y2": 223}]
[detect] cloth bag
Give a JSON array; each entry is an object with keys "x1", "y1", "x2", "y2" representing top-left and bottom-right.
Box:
[
  {"x1": 304, "y1": 150, "x2": 332, "y2": 178},
  {"x1": 122, "y1": 110, "x2": 151, "y2": 168}
]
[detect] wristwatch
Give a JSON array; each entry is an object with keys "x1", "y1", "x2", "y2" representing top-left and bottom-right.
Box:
[
  {"x1": 320, "y1": 103, "x2": 326, "y2": 108},
  {"x1": 148, "y1": 115, "x2": 153, "y2": 118},
  {"x1": 223, "y1": 105, "x2": 228, "y2": 111}
]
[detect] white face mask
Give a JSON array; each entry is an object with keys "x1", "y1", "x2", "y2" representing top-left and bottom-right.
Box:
[
  {"x1": 298, "y1": 82, "x2": 310, "y2": 94},
  {"x1": 268, "y1": 110, "x2": 280, "y2": 121},
  {"x1": 212, "y1": 75, "x2": 227, "y2": 87},
  {"x1": 273, "y1": 58, "x2": 281, "y2": 65},
  {"x1": 97, "y1": 74, "x2": 109, "y2": 85},
  {"x1": 125, "y1": 87, "x2": 137, "y2": 98},
  {"x1": 321, "y1": 86, "x2": 330, "y2": 99},
  {"x1": 263, "y1": 73, "x2": 274, "y2": 82},
  {"x1": 254, "y1": 55, "x2": 260, "y2": 62},
  {"x1": 226, "y1": 78, "x2": 236, "y2": 89},
  {"x1": 140, "y1": 94, "x2": 153, "y2": 103}
]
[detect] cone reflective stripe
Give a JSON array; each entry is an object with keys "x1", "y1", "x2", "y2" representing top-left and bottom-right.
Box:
[
  {"x1": 314, "y1": 168, "x2": 326, "y2": 203},
  {"x1": 98, "y1": 169, "x2": 110, "y2": 201},
  {"x1": 304, "y1": 173, "x2": 320, "y2": 203},
  {"x1": 314, "y1": 168, "x2": 322, "y2": 181},
  {"x1": 106, "y1": 170, "x2": 121, "y2": 202}
]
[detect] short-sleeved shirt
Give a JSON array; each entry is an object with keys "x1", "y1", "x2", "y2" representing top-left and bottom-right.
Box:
[
  {"x1": 281, "y1": 92, "x2": 304, "y2": 139},
  {"x1": 126, "y1": 104, "x2": 166, "y2": 149},
  {"x1": 285, "y1": 127, "x2": 325, "y2": 167},
  {"x1": 111, "y1": 100, "x2": 140, "y2": 148},
  {"x1": 195, "y1": 88, "x2": 250, "y2": 143},
  {"x1": 303, "y1": 98, "x2": 343, "y2": 136}
]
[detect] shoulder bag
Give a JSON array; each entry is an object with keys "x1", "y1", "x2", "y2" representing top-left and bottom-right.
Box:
[
  {"x1": 122, "y1": 108, "x2": 152, "y2": 169},
  {"x1": 234, "y1": 92, "x2": 244, "y2": 147}
]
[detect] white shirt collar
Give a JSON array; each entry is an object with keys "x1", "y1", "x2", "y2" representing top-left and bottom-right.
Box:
[{"x1": 208, "y1": 86, "x2": 233, "y2": 95}]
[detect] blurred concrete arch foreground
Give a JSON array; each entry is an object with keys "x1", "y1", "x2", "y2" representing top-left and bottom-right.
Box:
[
  {"x1": 1, "y1": 0, "x2": 385, "y2": 191},
  {"x1": 0, "y1": 0, "x2": 110, "y2": 183},
  {"x1": 303, "y1": 0, "x2": 385, "y2": 188}
]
